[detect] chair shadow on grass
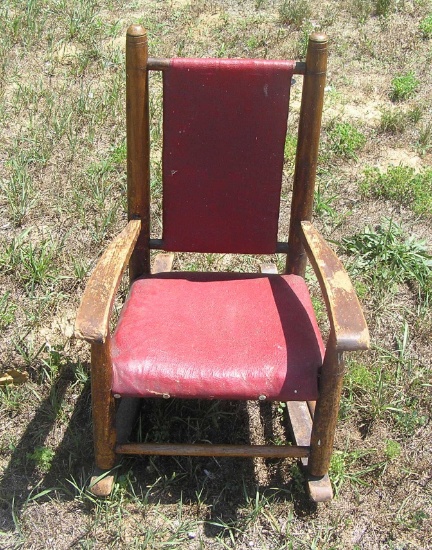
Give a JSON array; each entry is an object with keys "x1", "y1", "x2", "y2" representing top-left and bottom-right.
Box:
[
  {"x1": 0, "y1": 363, "x2": 93, "y2": 534},
  {"x1": 0, "y1": 375, "x2": 316, "y2": 539}
]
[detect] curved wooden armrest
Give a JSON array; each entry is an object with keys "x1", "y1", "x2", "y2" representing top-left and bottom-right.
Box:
[
  {"x1": 300, "y1": 221, "x2": 370, "y2": 352},
  {"x1": 75, "y1": 219, "x2": 141, "y2": 344}
]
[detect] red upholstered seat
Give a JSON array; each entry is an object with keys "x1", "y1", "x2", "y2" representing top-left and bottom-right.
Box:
[{"x1": 111, "y1": 273, "x2": 325, "y2": 401}]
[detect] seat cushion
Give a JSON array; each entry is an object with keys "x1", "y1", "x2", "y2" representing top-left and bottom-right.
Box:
[{"x1": 111, "y1": 273, "x2": 325, "y2": 401}]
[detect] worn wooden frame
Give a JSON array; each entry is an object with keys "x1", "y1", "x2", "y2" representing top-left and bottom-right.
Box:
[{"x1": 75, "y1": 25, "x2": 369, "y2": 502}]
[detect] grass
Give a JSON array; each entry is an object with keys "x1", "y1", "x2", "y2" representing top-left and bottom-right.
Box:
[
  {"x1": 419, "y1": 14, "x2": 432, "y2": 38},
  {"x1": 390, "y1": 72, "x2": 419, "y2": 102},
  {"x1": 340, "y1": 219, "x2": 432, "y2": 299},
  {"x1": 278, "y1": 0, "x2": 312, "y2": 29},
  {"x1": 326, "y1": 122, "x2": 366, "y2": 159},
  {"x1": 0, "y1": 1, "x2": 432, "y2": 548},
  {"x1": 359, "y1": 165, "x2": 432, "y2": 215},
  {"x1": 379, "y1": 106, "x2": 421, "y2": 133}
]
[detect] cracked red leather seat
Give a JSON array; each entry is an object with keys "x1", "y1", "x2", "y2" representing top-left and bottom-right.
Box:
[{"x1": 111, "y1": 273, "x2": 325, "y2": 401}]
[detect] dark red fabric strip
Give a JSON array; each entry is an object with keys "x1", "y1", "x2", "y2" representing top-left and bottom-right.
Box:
[{"x1": 162, "y1": 58, "x2": 295, "y2": 253}]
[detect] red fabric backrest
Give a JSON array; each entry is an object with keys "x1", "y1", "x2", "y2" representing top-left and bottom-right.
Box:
[{"x1": 162, "y1": 58, "x2": 295, "y2": 253}]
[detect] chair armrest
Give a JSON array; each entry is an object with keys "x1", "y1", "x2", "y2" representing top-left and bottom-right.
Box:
[
  {"x1": 300, "y1": 221, "x2": 370, "y2": 352},
  {"x1": 75, "y1": 219, "x2": 141, "y2": 344}
]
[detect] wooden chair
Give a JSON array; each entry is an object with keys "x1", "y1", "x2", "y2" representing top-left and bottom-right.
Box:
[{"x1": 75, "y1": 25, "x2": 369, "y2": 502}]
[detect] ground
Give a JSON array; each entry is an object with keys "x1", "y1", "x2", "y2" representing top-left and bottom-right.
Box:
[{"x1": 0, "y1": 0, "x2": 431, "y2": 548}]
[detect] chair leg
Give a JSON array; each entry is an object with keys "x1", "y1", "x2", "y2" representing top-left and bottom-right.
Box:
[
  {"x1": 286, "y1": 401, "x2": 333, "y2": 502},
  {"x1": 89, "y1": 338, "x2": 117, "y2": 496},
  {"x1": 309, "y1": 337, "x2": 345, "y2": 478}
]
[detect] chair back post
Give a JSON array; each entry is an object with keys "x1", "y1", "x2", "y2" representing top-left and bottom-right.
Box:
[
  {"x1": 286, "y1": 33, "x2": 328, "y2": 277},
  {"x1": 126, "y1": 25, "x2": 150, "y2": 280}
]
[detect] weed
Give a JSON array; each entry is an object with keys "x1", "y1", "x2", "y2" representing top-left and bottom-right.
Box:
[
  {"x1": 359, "y1": 165, "x2": 432, "y2": 216},
  {"x1": 393, "y1": 403, "x2": 427, "y2": 434},
  {"x1": 327, "y1": 122, "x2": 366, "y2": 159},
  {"x1": 284, "y1": 133, "x2": 297, "y2": 164},
  {"x1": 296, "y1": 21, "x2": 315, "y2": 58},
  {"x1": 384, "y1": 439, "x2": 401, "y2": 460},
  {"x1": 27, "y1": 446, "x2": 55, "y2": 473},
  {"x1": 314, "y1": 180, "x2": 339, "y2": 219},
  {"x1": 419, "y1": 14, "x2": 432, "y2": 38},
  {"x1": 0, "y1": 291, "x2": 16, "y2": 329},
  {"x1": 390, "y1": 72, "x2": 419, "y2": 102},
  {"x1": 379, "y1": 107, "x2": 422, "y2": 134},
  {"x1": 417, "y1": 121, "x2": 432, "y2": 155},
  {"x1": 1, "y1": 159, "x2": 35, "y2": 226},
  {"x1": 350, "y1": 0, "x2": 373, "y2": 24},
  {"x1": 340, "y1": 219, "x2": 432, "y2": 301},
  {"x1": 279, "y1": 0, "x2": 312, "y2": 29},
  {"x1": 19, "y1": 239, "x2": 60, "y2": 289},
  {"x1": 330, "y1": 448, "x2": 382, "y2": 495},
  {"x1": 374, "y1": 0, "x2": 394, "y2": 17},
  {"x1": 14, "y1": 332, "x2": 46, "y2": 366}
]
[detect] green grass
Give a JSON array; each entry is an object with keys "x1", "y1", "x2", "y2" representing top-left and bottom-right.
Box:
[
  {"x1": 278, "y1": 0, "x2": 312, "y2": 28},
  {"x1": 390, "y1": 72, "x2": 419, "y2": 102},
  {"x1": 1, "y1": 1, "x2": 432, "y2": 547},
  {"x1": 379, "y1": 106, "x2": 421, "y2": 133},
  {"x1": 419, "y1": 14, "x2": 432, "y2": 38},
  {"x1": 327, "y1": 122, "x2": 366, "y2": 159},
  {"x1": 359, "y1": 165, "x2": 432, "y2": 215},
  {"x1": 340, "y1": 219, "x2": 432, "y2": 302},
  {"x1": 374, "y1": 0, "x2": 394, "y2": 17}
]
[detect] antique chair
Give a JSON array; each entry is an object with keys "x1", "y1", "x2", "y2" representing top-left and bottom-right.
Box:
[{"x1": 75, "y1": 25, "x2": 369, "y2": 502}]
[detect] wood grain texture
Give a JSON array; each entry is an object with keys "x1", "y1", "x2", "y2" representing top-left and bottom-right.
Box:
[
  {"x1": 147, "y1": 58, "x2": 307, "y2": 74},
  {"x1": 259, "y1": 263, "x2": 278, "y2": 274},
  {"x1": 286, "y1": 401, "x2": 312, "y2": 468},
  {"x1": 75, "y1": 219, "x2": 141, "y2": 343},
  {"x1": 287, "y1": 401, "x2": 333, "y2": 501},
  {"x1": 308, "y1": 336, "x2": 345, "y2": 477},
  {"x1": 306, "y1": 474, "x2": 333, "y2": 502},
  {"x1": 287, "y1": 33, "x2": 328, "y2": 277},
  {"x1": 126, "y1": 24, "x2": 151, "y2": 280},
  {"x1": 89, "y1": 467, "x2": 115, "y2": 497},
  {"x1": 116, "y1": 443, "x2": 310, "y2": 458},
  {"x1": 152, "y1": 252, "x2": 174, "y2": 274},
  {"x1": 300, "y1": 221, "x2": 370, "y2": 351},
  {"x1": 91, "y1": 339, "x2": 117, "y2": 470}
]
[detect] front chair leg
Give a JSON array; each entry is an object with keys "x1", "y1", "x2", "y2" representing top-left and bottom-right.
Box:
[
  {"x1": 89, "y1": 337, "x2": 117, "y2": 496},
  {"x1": 309, "y1": 335, "x2": 345, "y2": 478}
]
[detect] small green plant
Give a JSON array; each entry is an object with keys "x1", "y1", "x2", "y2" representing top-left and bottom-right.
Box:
[
  {"x1": 350, "y1": 0, "x2": 373, "y2": 24},
  {"x1": 314, "y1": 181, "x2": 338, "y2": 218},
  {"x1": 0, "y1": 291, "x2": 16, "y2": 329},
  {"x1": 330, "y1": 449, "x2": 382, "y2": 495},
  {"x1": 379, "y1": 108, "x2": 421, "y2": 134},
  {"x1": 296, "y1": 21, "x2": 314, "y2": 58},
  {"x1": 279, "y1": 0, "x2": 311, "y2": 29},
  {"x1": 1, "y1": 159, "x2": 35, "y2": 226},
  {"x1": 327, "y1": 122, "x2": 366, "y2": 159},
  {"x1": 27, "y1": 446, "x2": 55, "y2": 473},
  {"x1": 390, "y1": 72, "x2": 419, "y2": 102},
  {"x1": 340, "y1": 219, "x2": 432, "y2": 300},
  {"x1": 19, "y1": 238, "x2": 60, "y2": 289},
  {"x1": 284, "y1": 134, "x2": 297, "y2": 163},
  {"x1": 359, "y1": 165, "x2": 432, "y2": 216},
  {"x1": 384, "y1": 439, "x2": 401, "y2": 460},
  {"x1": 419, "y1": 14, "x2": 432, "y2": 38},
  {"x1": 374, "y1": 0, "x2": 394, "y2": 16},
  {"x1": 418, "y1": 121, "x2": 432, "y2": 155}
]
